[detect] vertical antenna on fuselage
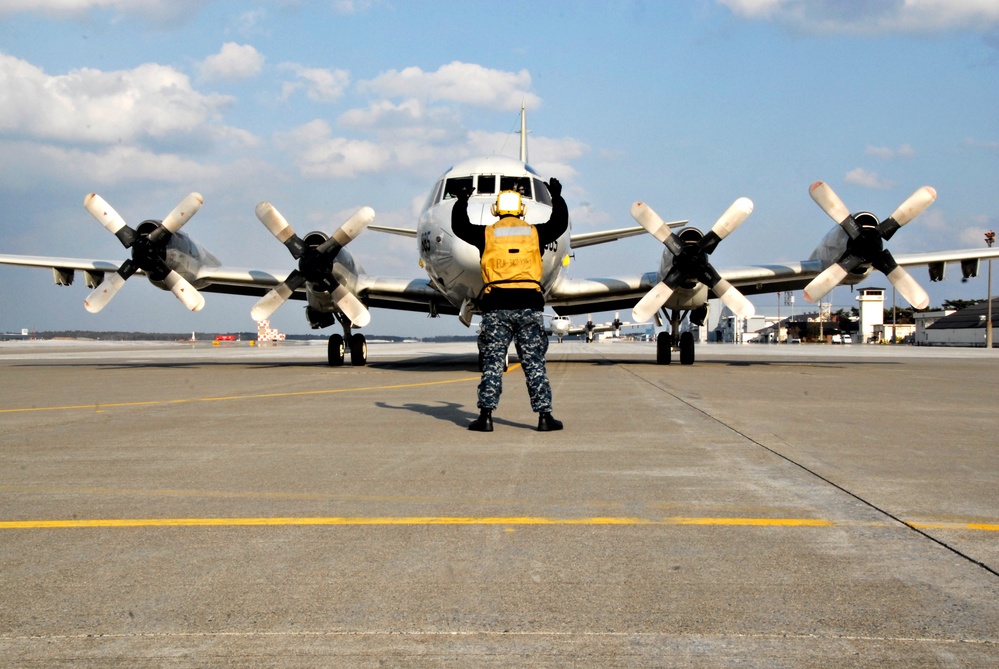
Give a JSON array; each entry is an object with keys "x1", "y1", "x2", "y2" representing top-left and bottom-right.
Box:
[{"x1": 519, "y1": 101, "x2": 528, "y2": 165}]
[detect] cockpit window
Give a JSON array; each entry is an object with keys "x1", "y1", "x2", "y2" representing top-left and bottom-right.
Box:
[
  {"x1": 477, "y1": 175, "x2": 497, "y2": 194},
  {"x1": 533, "y1": 178, "x2": 552, "y2": 206},
  {"x1": 499, "y1": 175, "x2": 532, "y2": 198},
  {"x1": 423, "y1": 179, "x2": 444, "y2": 210},
  {"x1": 443, "y1": 177, "x2": 473, "y2": 200}
]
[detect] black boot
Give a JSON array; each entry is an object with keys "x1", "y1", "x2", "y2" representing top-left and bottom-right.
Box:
[
  {"x1": 468, "y1": 409, "x2": 494, "y2": 432},
  {"x1": 537, "y1": 412, "x2": 563, "y2": 432}
]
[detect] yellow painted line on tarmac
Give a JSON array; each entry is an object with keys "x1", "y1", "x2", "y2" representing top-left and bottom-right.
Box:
[
  {"x1": 911, "y1": 521, "x2": 999, "y2": 532},
  {"x1": 0, "y1": 369, "x2": 508, "y2": 415},
  {"x1": 1, "y1": 516, "x2": 995, "y2": 531},
  {"x1": 0, "y1": 516, "x2": 821, "y2": 529}
]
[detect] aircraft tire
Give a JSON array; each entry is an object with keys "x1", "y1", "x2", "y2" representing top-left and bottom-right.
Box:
[
  {"x1": 656, "y1": 332, "x2": 672, "y2": 365},
  {"x1": 350, "y1": 333, "x2": 367, "y2": 366},
  {"x1": 679, "y1": 331, "x2": 695, "y2": 365},
  {"x1": 328, "y1": 334, "x2": 345, "y2": 367}
]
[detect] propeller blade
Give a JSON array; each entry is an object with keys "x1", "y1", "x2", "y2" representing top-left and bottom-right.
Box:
[
  {"x1": 321, "y1": 206, "x2": 375, "y2": 252},
  {"x1": 879, "y1": 186, "x2": 937, "y2": 241},
  {"x1": 632, "y1": 281, "x2": 675, "y2": 323},
  {"x1": 84, "y1": 272, "x2": 128, "y2": 313},
  {"x1": 84, "y1": 193, "x2": 137, "y2": 247},
  {"x1": 711, "y1": 278, "x2": 755, "y2": 319},
  {"x1": 159, "y1": 193, "x2": 204, "y2": 235},
  {"x1": 161, "y1": 270, "x2": 205, "y2": 312},
  {"x1": 631, "y1": 202, "x2": 684, "y2": 255},
  {"x1": 251, "y1": 284, "x2": 295, "y2": 322},
  {"x1": 250, "y1": 271, "x2": 307, "y2": 321},
  {"x1": 809, "y1": 181, "x2": 860, "y2": 239},
  {"x1": 885, "y1": 265, "x2": 930, "y2": 309},
  {"x1": 803, "y1": 263, "x2": 849, "y2": 303},
  {"x1": 332, "y1": 284, "x2": 371, "y2": 328},
  {"x1": 84, "y1": 193, "x2": 127, "y2": 235},
  {"x1": 709, "y1": 197, "x2": 754, "y2": 243},
  {"x1": 256, "y1": 202, "x2": 305, "y2": 258}
]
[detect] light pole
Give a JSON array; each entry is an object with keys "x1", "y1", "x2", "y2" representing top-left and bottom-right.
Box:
[{"x1": 987, "y1": 231, "x2": 995, "y2": 349}]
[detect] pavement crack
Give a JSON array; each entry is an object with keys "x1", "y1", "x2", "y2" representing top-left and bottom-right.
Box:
[{"x1": 623, "y1": 365, "x2": 999, "y2": 580}]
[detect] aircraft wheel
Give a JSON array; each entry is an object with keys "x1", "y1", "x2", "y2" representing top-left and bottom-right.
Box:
[
  {"x1": 679, "y1": 331, "x2": 695, "y2": 365},
  {"x1": 656, "y1": 332, "x2": 672, "y2": 365},
  {"x1": 328, "y1": 334, "x2": 345, "y2": 366},
  {"x1": 349, "y1": 333, "x2": 367, "y2": 366}
]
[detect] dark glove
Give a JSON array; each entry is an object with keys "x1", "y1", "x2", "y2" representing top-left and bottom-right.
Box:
[
  {"x1": 547, "y1": 177, "x2": 562, "y2": 198},
  {"x1": 456, "y1": 185, "x2": 473, "y2": 202}
]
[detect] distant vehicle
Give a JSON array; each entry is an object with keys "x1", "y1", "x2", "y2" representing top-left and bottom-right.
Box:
[{"x1": 215, "y1": 334, "x2": 236, "y2": 341}]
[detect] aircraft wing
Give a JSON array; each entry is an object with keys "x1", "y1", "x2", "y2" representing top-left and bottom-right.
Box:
[
  {"x1": 0, "y1": 252, "x2": 292, "y2": 296},
  {"x1": 571, "y1": 226, "x2": 649, "y2": 249},
  {"x1": 367, "y1": 224, "x2": 687, "y2": 249},
  {"x1": 0, "y1": 252, "x2": 450, "y2": 314},
  {"x1": 893, "y1": 248, "x2": 999, "y2": 268},
  {"x1": 0, "y1": 254, "x2": 123, "y2": 274},
  {"x1": 548, "y1": 246, "x2": 999, "y2": 316},
  {"x1": 367, "y1": 225, "x2": 417, "y2": 238},
  {"x1": 199, "y1": 269, "x2": 449, "y2": 313}
]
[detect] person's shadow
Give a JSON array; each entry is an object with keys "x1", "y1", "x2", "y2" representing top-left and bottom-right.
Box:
[{"x1": 375, "y1": 401, "x2": 534, "y2": 429}]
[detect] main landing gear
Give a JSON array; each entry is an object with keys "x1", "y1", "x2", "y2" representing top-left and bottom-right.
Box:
[
  {"x1": 655, "y1": 308, "x2": 698, "y2": 366},
  {"x1": 328, "y1": 312, "x2": 367, "y2": 367}
]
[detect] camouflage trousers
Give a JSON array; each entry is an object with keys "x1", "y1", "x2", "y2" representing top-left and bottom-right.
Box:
[{"x1": 477, "y1": 309, "x2": 553, "y2": 413}]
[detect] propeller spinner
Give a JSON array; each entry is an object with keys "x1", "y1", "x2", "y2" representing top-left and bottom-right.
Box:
[
  {"x1": 631, "y1": 198, "x2": 756, "y2": 323},
  {"x1": 83, "y1": 193, "x2": 206, "y2": 313},
  {"x1": 251, "y1": 203, "x2": 374, "y2": 326},
  {"x1": 804, "y1": 182, "x2": 935, "y2": 309}
]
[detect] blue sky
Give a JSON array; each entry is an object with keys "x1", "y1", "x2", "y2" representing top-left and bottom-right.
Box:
[{"x1": 1, "y1": 0, "x2": 998, "y2": 337}]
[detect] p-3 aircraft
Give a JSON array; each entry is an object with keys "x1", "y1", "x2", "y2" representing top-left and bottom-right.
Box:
[
  {"x1": 3, "y1": 108, "x2": 999, "y2": 366},
  {"x1": 547, "y1": 313, "x2": 629, "y2": 344}
]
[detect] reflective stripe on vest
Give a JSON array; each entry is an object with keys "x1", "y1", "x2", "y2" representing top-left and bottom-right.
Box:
[{"x1": 481, "y1": 216, "x2": 543, "y2": 293}]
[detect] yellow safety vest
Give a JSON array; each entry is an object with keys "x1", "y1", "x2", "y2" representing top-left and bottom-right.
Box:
[{"x1": 481, "y1": 216, "x2": 543, "y2": 293}]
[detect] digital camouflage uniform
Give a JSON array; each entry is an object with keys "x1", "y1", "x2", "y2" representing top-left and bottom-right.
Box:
[{"x1": 476, "y1": 309, "x2": 552, "y2": 412}]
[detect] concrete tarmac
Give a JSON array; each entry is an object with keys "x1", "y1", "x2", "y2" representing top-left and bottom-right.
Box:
[{"x1": 1, "y1": 338, "x2": 997, "y2": 667}]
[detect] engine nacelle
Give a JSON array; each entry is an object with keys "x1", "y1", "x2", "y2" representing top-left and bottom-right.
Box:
[
  {"x1": 657, "y1": 227, "x2": 710, "y2": 309},
  {"x1": 134, "y1": 220, "x2": 222, "y2": 291},
  {"x1": 807, "y1": 224, "x2": 873, "y2": 285},
  {"x1": 298, "y1": 230, "x2": 365, "y2": 316}
]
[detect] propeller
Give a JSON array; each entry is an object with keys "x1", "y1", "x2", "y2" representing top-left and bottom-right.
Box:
[
  {"x1": 631, "y1": 198, "x2": 756, "y2": 323},
  {"x1": 251, "y1": 203, "x2": 374, "y2": 326},
  {"x1": 804, "y1": 182, "x2": 935, "y2": 309},
  {"x1": 83, "y1": 193, "x2": 205, "y2": 313}
]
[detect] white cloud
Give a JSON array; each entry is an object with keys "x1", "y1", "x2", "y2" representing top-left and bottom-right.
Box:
[
  {"x1": 716, "y1": 0, "x2": 999, "y2": 33},
  {"x1": 866, "y1": 143, "x2": 916, "y2": 159},
  {"x1": 274, "y1": 120, "x2": 392, "y2": 179},
  {"x1": 332, "y1": 0, "x2": 381, "y2": 14},
  {"x1": 0, "y1": 139, "x2": 221, "y2": 186},
  {"x1": 279, "y1": 64, "x2": 350, "y2": 102},
  {"x1": 0, "y1": 0, "x2": 205, "y2": 25},
  {"x1": 360, "y1": 61, "x2": 541, "y2": 111},
  {"x1": 198, "y1": 43, "x2": 264, "y2": 82},
  {"x1": 844, "y1": 167, "x2": 894, "y2": 189},
  {"x1": 0, "y1": 53, "x2": 238, "y2": 145},
  {"x1": 963, "y1": 137, "x2": 999, "y2": 152}
]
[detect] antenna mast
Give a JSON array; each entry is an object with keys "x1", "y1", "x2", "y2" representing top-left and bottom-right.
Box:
[{"x1": 519, "y1": 101, "x2": 528, "y2": 164}]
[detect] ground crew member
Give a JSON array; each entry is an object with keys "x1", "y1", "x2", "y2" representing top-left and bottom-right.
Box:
[{"x1": 451, "y1": 177, "x2": 569, "y2": 432}]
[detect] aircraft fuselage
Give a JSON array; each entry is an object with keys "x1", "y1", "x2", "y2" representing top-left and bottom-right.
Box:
[{"x1": 415, "y1": 156, "x2": 571, "y2": 320}]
